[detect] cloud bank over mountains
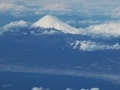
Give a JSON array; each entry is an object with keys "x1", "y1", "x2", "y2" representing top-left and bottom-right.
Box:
[
  {"x1": 0, "y1": 13, "x2": 120, "y2": 38},
  {"x1": 1, "y1": 19, "x2": 120, "y2": 52},
  {"x1": 0, "y1": 2, "x2": 120, "y2": 18},
  {"x1": 31, "y1": 15, "x2": 120, "y2": 39},
  {"x1": 1, "y1": 15, "x2": 120, "y2": 39},
  {"x1": 0, "y1": 15, "x2": 120, "y2": 51}
]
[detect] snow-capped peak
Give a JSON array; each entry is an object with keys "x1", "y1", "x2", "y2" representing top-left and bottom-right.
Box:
[{"x1": 31, "y1": 15, "x2": 82, "y2": 34}]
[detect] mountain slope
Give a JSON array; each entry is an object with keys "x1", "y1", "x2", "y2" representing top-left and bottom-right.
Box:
[{"x1": 31, "y1": 15, "x2": 82, "y2": 34}]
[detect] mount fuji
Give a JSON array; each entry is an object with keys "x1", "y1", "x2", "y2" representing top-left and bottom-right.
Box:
[{"x1": 31, "y1": 15, "x2": 82, "y2": 34}]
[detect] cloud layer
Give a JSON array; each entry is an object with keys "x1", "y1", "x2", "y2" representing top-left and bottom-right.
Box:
[
  {"x1": 70, "y1": 40, "x2": 120, "y2": 51},
  {"x1": 0, "y1": 2, "x2": 120, "y2": 19},
  {"x1": 1, "y1": 14, "x2": 120, "y2": 39},
  {"x1": 0, "y1": 3, "x2": 26, "y2": 11},
  {"x1": 0, "y1": 3, "x2": 27, "y2": 17},
  {"x1": 40, "y1": 3, "x2": 70, "y2": 11},
  {"x1": 1, "y1": 0, "x2": 120, "y2": 6},
  {"x1": 0, "y1": 3, "x2": 120, "y2": 39}
]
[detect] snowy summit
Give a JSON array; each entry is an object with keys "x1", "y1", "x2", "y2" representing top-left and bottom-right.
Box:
[{"x1": 31, "y1": 15, "x2": 81, "y2": 34}]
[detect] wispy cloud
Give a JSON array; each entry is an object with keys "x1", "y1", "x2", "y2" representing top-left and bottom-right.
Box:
[
  {"x1": 0, "y1": 3, "x2": 26, "y2": 11},
  {"x1": 40, "y1": 3, "x2": 70, "y2": 11},
  {"x1": 35, "y1": 3, "x2": 71, "y2": 15},
  {"x1": 3, "y1": 84, "x2": 12, "y2": 88},
  {"x1": 66, "y1": 20, "x2": 101, "y2": 27},
  {"x1": 0, "y1": 3, "x2": 27, "y2": 17},
  {"x1": 0, "y1": 3, "x2": 38, "y2": 17},
  {"x1": 111, "y1": 6, "x2": 120, "y2": 18}
]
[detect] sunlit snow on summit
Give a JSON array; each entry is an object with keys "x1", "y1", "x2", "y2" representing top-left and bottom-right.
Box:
[{"x1": 30, "y1": 15, "x2": 84, "y2": 34}]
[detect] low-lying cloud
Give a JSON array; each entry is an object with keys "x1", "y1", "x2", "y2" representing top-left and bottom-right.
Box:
[
  {"x1": 84, "y1": 21, "x2": 120, "y2": 38},
  {"x1": 81, "y1": 88, "x2": 99, "y2": 90},
  {"x1": 66, "y1": 87, "x2": 100, "y2": 90},
  {"x1": 31, "y1": 87, "x2": 99, "y2": 90},
  {"x1": 30, "y1": 30, "x2": 58, "y2": 35},
  {"x1": 0, "y1": 20, "x2": 28, "y2": 35},
  {"x1": 70, "y1": 40, "x2": 120, "y2": 51},
  {"x1": 31, "y1": 87, "x2": 50, "y2": 90},
  {"x1": 1, "y1": 14, "x2": 120, "y2": 39},
  {"x1": 41, "y1": 30, "x2": 57, "y2": 35}
]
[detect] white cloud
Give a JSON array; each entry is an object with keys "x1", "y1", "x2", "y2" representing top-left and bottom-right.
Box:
[
  {"x1": 81, "y1": 87, "x2": 99, "y2": 90},
  {"x1": 31, "y1": 87, "x2": 44, "y2": 90},
  {"x1": 40, "y1": 3, "x2": 70, "y2": 11},
  {"x1": 31, "y1": 87, "x2": 99, "y2": 90},
  {"x1": 84, "y1": 21, "x2": 120, "y2": 38},
  {"x1": 3, "y1": 20, "x2": 28, "y2": 29},
  {"x1": 0, "y1": 20, "x2": 28, "y2": 35},
  {"x1": 90, "y1": 88, "x2": 99, "y2": 90},
  {"x1": 70, "y1": 40, "x2": 120, "y2": 51},
  {"x1": 78, "y1": 20, "x2": 101, "y2": 25},
  {"x1": 30, "y1": 18, "x2": 120, "y2": 39},
  {"x1": 31, "y1": 87, "x2": 50, "y2": 90},
  {"x1": 0, "y1": 3, "x2": 26, "y2": 11},
  {"x1": 66, "y1": 88, "x2": 73, "y2": 90},
  {"x1": 41, "y1": 30, "x2": 57, "y2": 35},
  {"x1": 0, "y1": 3, "x2": 27, "y2": 17},
  {"x1": 1, "y1": 4, "x2": 120, "y2": 39},
  {"x1": 30, "y1": 30, "x2": 57, "y2": 35},
  {"x1": 111, "y1": 6, "x2": 120, "y2": 18},
  {"x1": 0, "y1": 2, "x2": 119, "y2": 18},
  {"x1": 35, "y1": 3, "x2": 71, "y2": 15},
  {"x1": 0, "y1": 3, "x2": 34, "y2": 17}
]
